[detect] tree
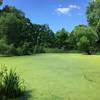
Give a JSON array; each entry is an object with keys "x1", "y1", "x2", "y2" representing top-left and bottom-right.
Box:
[
  {"x1": 86, "y1": 0, "x2": 100, "y2": 29},
  {"x1": 1, "y1": 5, "x2": 25, "y2": 17},
  {"x1": 0, "y1": 13, "x2": 22, "y2": 44},
  {"x1": 0, "y1": 38, "x2": 8, "y2": 55},
  {"x1": 86, "y1": 0, "x2": 100, "y2": 49},
  {"x1": 77, "y1": 36, "x2": 91, "y2": 55},
  {"x1": 32, "y1": 24, "x2": 55, "y2": 48},
  {"x1": 0, "y1": 5, "x2": 56, "y2": 55},
  {"x1": 96, "y1": 20, "x2": 100, "y2": 34},
  {"x1": 95, "y1": 20, "x2": 100, "y2": 49},
  {"x1": 0, "y1": 6, "x2": 34, "y2": 55},
  {"x1": 55, "y1": 28, "x2": 69, "y2": 49},
  {"x1": 70, "y1": 25, "x2": 98, "y2": 54}
]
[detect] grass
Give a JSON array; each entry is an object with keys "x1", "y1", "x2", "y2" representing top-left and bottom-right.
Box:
[{"x1": 0, "y1": 53, "x2": 100, "y2": 100}]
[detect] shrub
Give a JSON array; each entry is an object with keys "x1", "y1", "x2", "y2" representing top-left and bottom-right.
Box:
[
  {"x1": 77, "y1": 36, "x2": 96, "y2": 55},
  {"x1": 16, "y1": 47, "x2": 23, "y2": 56},
  {"x1": 0, "y1": 38, "x2": 9, "y2": 55},
  {"x1": 0, "y1": 39, "x2": 16, "y2": 56},
  {"x1": 0, "y1": 65, "x2": 25, "y2": 99},
  {"x1": 34, "y1": 45, "x2": 45, "y2": 53},
  {"x1": 45, "y1": 48, "x2": 67, "y2": 53},
  {"x1": 5, "y1": 44, "x2": 16, "y2": 56},
  {"x1": 22, "y1": 42, "x2": 33, "y2": 55}
]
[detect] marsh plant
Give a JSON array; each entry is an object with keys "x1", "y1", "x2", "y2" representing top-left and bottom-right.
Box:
[{"x1": 0, "y1": 65, "x2": 25, "y2": 99}]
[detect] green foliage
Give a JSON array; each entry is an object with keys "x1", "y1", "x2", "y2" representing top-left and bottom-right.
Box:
[
  {"x1": 34, "y1": 45, "x2": 45, "y2": 54},
  {"x1": 0, "y1": 38, "x2": 8, "y2": 55},
  {"x1": 0, "y1": 6, "x2": 55, "y2": 55},
  {"x1": 22, "y1": 42, "x2": 33, "y2": 55},
  {"x1": 86, "y1": 0, "x2": 100, "y2": 29},
  {"x1": 0, "y1": 6, "x2": 34, "y2": 55},
  {"x1": 6, "y1": 44, "x2": 16, "y2": 56},
  {"x1": 77, "y1": 36, "x2": 91, "y2": 54},
  {"x1": 32, "y1": 24, "x2": 55, "y2": 48},
  {"x1": 70, "y1": 25, "x2": 98, "y2": 54},
  {"x1": 0, "y1": 38, "x2": 16, "y2": 56},
  {"x1": 55, "y1": 28, "x2": 69, "y2": 49},
  {"x1": 45, "y1": 48, "x2": 66, "y2": 53},
  {"x1": 0, "y1": 1, "x2": 100, "y2": 55},
  {"x1": 16, "y1": 47, "x2": 23, "y2": 56},
  {"x1": 96, "y1": 20, "x2": 100, "y2": 34},
  {"x1": 86, "y1": 0, "x2": 100, "y2": 49},
  {"x1": 0, "y1": 65, "x2": 25, "y2": 99}
]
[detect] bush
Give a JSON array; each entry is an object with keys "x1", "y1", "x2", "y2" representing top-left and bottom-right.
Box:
[
  {"x1": 22, "y1": 42, "x2": 33, "y2": 55},
  {"x1": 45, "y1": 48, "x2": 67, "y2": 53},
  {"x1": 16, "y1": 47, "x2": 23, "y2": 56},
  {"x1": 77, "y1": 36, "x2": 96, "y2": 55},
  {"x1": 0, "y1": 65, "x2": 25, "y2": 99},
  {"x1": 0, "y1": 39, "x2": 16, "y2": 56},
  {"x1": 5, "y1": 44, "x2": 16, "y2": 56},
  {"x1": 0, "y1": 38, "x2": 9, "y2": 55},
  {"x1": 33, "y1": 45, "x2": 45, "y2": 53}
]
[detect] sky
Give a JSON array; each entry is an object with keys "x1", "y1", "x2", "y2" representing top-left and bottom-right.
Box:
[{"x1": 3, "y1": 0, "x2": 89, "y2": 32}]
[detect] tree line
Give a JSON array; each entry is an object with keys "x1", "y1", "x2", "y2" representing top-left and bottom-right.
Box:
[{"x1": 0, "y1": 0, "x2": 100, "y2": 55}]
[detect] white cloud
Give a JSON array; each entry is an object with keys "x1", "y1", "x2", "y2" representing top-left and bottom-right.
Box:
[
  {"x1": 56, "y1": 4, "x2": 80, "y2": 15},
  {"x1": 56, "y1": 7, "x2": 70, "y2": 15},
  {"x1": 69, "y1": 5, "x2": 80, "y2": 9}
]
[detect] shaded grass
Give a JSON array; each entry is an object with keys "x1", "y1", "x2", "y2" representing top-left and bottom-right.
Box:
[{"x1": 0, "y1": 53, "x2": 100, "y2": 100}]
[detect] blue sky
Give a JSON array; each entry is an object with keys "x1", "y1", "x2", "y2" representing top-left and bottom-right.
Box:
[{"x1": 3, "y1": 0, "x2": 89, "y2": 32}]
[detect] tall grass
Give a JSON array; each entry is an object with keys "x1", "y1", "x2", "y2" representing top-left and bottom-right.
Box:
[{"x1": 0, "y1": 65, "x2": 25, "y2": 99}]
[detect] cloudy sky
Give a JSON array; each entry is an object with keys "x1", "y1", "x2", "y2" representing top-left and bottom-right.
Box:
[{"x1": 3, "y1": 0, "x2": 89, "y2": 32}]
